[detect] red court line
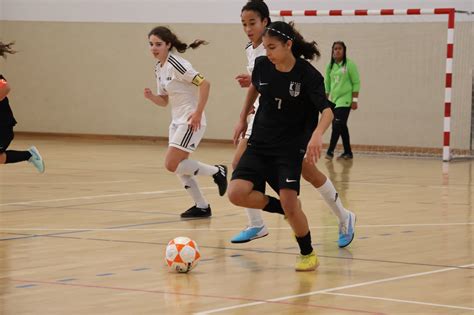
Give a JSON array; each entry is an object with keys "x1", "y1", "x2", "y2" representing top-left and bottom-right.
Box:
[{"x1": 11, "y1": 279, "x2": 383, "y2": 315}]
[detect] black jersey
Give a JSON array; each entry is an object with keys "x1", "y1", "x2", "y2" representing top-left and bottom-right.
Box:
[
  {"x1": 249, "y1": 56, "x2": 329, "y2": 155},
  {"x1": 0, "y1": 74, "x2": 17, "y2": 128}
]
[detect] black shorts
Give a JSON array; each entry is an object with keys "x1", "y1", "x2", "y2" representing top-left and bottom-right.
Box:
[
  {"x1": 231, "y1": 148, "x2": 305, "y2": 195},
  {"x1": 0, "y1": 127, "x2": 14, "y2": 153}
]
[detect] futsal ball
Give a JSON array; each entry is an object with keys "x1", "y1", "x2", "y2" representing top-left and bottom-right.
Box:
[{"x1": 165, "y1": 237, "x2": 201, "y2": 273}]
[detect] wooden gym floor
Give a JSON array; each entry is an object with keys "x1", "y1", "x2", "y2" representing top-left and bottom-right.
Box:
[{"x1": 0, "y1": 135, "x2": 472, "y2": 314}]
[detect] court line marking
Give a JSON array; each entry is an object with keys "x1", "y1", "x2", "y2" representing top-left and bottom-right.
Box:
[
  {"x1": 9, "y1": 279, "x2": 382, "y2": 315},
  {"x1": 3, "y1": 232, "x2": 472, "y2": 271},
  {"x1": 0, "y1": 180, "x2": 139, "y2": 185},
  {"x1": 1, "y1": 177, "x2": 470, "y2": 207},
  {"x1": 1, "y1": 222, "x2": 472, "y2": 232},
  {"x1": 0, "y1": 187, "x2": 215, "y2": 206},
  {"x1": 321, "y1": 292, "x2": 474, "y2": 311},
  {"x1": 194, "y1": 263, "x2": 474, "y2": 314}
]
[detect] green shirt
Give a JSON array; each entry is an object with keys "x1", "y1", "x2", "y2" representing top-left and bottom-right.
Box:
[{"x1": 325, "y1": 58, "x2": 360, "y2": 108}]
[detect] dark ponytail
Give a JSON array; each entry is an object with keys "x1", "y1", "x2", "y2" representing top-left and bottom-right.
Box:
[
  {"x1": 241, "y1": 0, "x2": 271, "y2": 24},
  {"x1": 148, "y1": 26, "x2": 208, "y2": 53},
  {"x1": 0, "y1": 41, "x2": 16, "y2": 58},
  {"x1": 264, "y1": 21, "x2": 320, "y2": 61}
]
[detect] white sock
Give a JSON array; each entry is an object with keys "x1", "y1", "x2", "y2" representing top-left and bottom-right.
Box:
[
  {"x1": 175, "y1": 159, "x2": 218, "y2": 176},
  {"x1": 317, "y1": 178, "x2": 349, "y2": 223},
  {"x1": 177, "y1": 174, "x2": 209, "y2": 209},
  {"x1": 246, "y1": 208, "x2": 264, "y2": 227}
]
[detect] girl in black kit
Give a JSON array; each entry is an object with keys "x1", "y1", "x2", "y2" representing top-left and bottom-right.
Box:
[
  {"x1": 0, "y1": 41, "x2": 44, "y2": 173},
  {"x1": 228, "y1": 21, "x2": 333, "y2": 271}
]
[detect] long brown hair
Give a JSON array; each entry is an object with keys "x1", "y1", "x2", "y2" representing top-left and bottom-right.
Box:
[
  {"x1": 0, "y1": 41, "x2": 16, "y2": 58},
  {"x1": 148, "y1": 26, "x2": 207, "y2": 53}
]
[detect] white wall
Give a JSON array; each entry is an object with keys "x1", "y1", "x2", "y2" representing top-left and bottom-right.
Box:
[
  {"x1": 2, "y1": 0, "x2": 473, "y2": 23},
  {"x1": 0, "y1": 0, "x2": 473, "y2": 151}
]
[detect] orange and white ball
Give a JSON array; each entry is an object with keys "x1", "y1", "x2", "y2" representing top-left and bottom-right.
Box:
[{"x1": 165, "y1": 237, "x2": 201, "y2": 273}]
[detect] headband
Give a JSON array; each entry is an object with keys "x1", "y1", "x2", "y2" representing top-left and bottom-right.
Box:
[{"x1": 266, "y1": 27, "x2": 294, "y2": 41}]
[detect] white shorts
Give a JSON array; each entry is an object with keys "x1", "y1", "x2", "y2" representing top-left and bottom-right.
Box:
[
  {"x1": 169, "y1": 123, "x2": 206, "y2": 153},
  {"x1": 244, "y1": 112, "x2": 256, "y2": 139}
]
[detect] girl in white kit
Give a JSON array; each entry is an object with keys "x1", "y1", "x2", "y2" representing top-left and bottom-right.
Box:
[{"x1": 144, "y1": 26, "x2": 227, "y2": 218}]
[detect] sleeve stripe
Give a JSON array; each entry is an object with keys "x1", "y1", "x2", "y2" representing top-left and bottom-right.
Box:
[
  {"x1": 245, "y1": 42, "x2": 252, "y2": 49},
  {"x1": 168, "y1": 55, "x2": 187, "y2": 74}
]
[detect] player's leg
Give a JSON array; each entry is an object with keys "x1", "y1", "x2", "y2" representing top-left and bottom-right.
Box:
[
  {"x1": 230, "y1": 133, "x2": 268, "y2": 243},
  {"x1": 301, "y1": 161, "x2": 356, "y2": 247},
  {"x1": 0, "y1": 128, "x2": 44, "y2": 173},
  {"x1": 337, "y1": 107, "x2": 353, "y2": 159},
  {"x1": 276, "y1": 159, "x2": 318, "y2": 271},
  {"x1": 167, "y1": 124, "x2": 227, "y2": 196},
  {"x1": 229, "y1": 149, "x2": 284, "y2": 217},
  {"x1": 326, "y1": 107, "x2": 344, "y2": 160}
]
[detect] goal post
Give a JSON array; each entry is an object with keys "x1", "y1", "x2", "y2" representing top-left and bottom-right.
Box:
[{"x1": 270, "y1": 8, "x2": 456, "y2": 161}]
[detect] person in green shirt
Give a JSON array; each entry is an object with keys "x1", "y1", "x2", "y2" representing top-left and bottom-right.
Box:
[{"x1": 324, "y1": 41, "x2": 360, "y2": 160}]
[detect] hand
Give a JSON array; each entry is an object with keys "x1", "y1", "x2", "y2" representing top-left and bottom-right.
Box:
[
  {"x1": 351, "y1": 102, "x2": 358, "y2": 110},
  {"x1": 187, "y1": 111, "x2": 202, "y2": 132},
  {"x1": 235, "y1": 74, "x2": 251, "y2": 88},
  {"x1": 305, "y1": 132, "x2": 323, "y2": 166},
  {"x1": 144, "y1": 88, "x2": 154, "y2": 100},
  {"x1": 233, "y1": 120, "x2": 248, "y2": 146}
]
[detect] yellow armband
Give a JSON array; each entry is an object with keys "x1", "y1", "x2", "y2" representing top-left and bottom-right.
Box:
[{"x1": 192, "y1": 74, "x2": 205, "y2": 86}]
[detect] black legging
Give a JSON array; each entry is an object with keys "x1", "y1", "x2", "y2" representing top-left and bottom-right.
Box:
[{"x1": 327, "y1": 107, "x2": 352, "y2": 155}]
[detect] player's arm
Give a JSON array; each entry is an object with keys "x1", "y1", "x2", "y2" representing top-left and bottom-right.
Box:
[
  {"x1": 306, "y1": 71, "x2": 335, "y2": 164},
  {"x1": 324, "y1": 64, "x2": 331, "y2": 99},
  {"x1": 143, "y1": 88, "x2": 168, "y2": 107},
  {"x1": 348, "y1": 61, "x2": 360, "y2": 110},
  {"x1": 306, "y1": 107, "x2": 333, "y2": 165},
  {"x1": 0, "y1": 79, "x2": 11, "y2": 101},
  {"x1": 187, "y1": 74, "x2": 210, "y2": 131},
  {"x1": 194, "y1": 76, "x2": 210, "y2": 116},
  {"x1": 233, "y1": 84, "x2": 258, "y2": 145}
]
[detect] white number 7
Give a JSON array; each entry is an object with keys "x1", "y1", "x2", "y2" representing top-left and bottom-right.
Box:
[{"x1": 275, "y1": 98, "x2": 282, "y2": 109}]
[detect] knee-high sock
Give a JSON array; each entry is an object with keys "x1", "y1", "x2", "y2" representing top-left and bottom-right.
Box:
[
  {"x1": 177, "y1": 174, "x2": 209, "y2": 209},
  {"x1": 175, "y1": 159, "x2": 218, "y2": 176},
  {"x1": 317, "y1": 178, "x2": 349, "y2": 223},
  {"x1": 245, "y1": 208, "x2": 264, "y2": 227}
]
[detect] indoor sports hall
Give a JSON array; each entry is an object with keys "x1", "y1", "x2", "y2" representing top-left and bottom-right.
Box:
[{"x1": 1, "y1": 0, "x2": 473, "y2": 314}]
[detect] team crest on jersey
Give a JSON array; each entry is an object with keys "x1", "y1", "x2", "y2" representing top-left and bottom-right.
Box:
[{"x1": 289, "y1": 81, "x2": 301, "y2": 97}]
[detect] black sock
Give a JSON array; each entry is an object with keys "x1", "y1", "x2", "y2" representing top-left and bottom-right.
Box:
[
  {"x1": 262, "y1": 196, "x2": 284, "y2": 215},
  {"x1": 296, "y1": 231, "x2": 313, "y2": 255},
  {"x1": 5, "y1": 150, "x2": 32, "y2": 164}
]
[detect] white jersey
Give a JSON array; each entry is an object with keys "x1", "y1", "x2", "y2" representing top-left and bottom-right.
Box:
[
  {"x1": 155, "y1": 52, "x2": 206, "y2": 125},
  {"x1": 245, "y1": 42, "x2": 266, "y2": 110}
]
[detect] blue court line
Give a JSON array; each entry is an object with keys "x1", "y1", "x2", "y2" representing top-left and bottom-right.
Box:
[
  {"x1": 0, "y1": 214, "x2": 227, "y2": 241},
  {"x1": 25, "y1": 233, "x2": 474, "y2": 270},
  {"x1": 96, "y1": 273, "x2": 115, "y2": 277},
  {"x1": 57, "y1": 278, "x2": 77, "y2": 282},
  {"x1": 132, "y1": 268, "x2": 150, "y2": 271},
  {"x1": 0, "y1": 193, "x2": 194, "y2": 215},
  {"x1": 15, "y1": 284, "x2": 37, "y2": 288}
]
